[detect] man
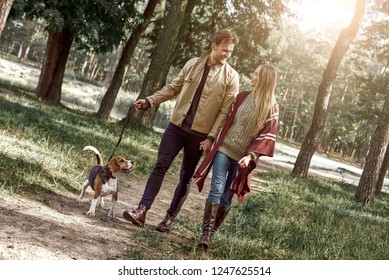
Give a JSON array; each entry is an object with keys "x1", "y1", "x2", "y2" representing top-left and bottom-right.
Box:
[{"x1": 123, "y1": 29, "x2": 239, "y2": 233}]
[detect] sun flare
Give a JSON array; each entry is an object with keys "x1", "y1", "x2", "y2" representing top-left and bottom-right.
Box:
[{"x1": 291, "y1": 0, "x2": 356, "y2": 32}]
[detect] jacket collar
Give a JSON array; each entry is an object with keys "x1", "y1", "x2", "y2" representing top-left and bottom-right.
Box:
[{"x1": 197, "y1": 50, "x2": 225, "y2": 70}]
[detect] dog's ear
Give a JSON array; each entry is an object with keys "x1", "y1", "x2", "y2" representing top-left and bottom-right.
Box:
[{"x1": 109, "y1": 158, "x2": 121, "y2": 173}]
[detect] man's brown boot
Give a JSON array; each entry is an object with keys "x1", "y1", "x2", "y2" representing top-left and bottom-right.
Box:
[
  {"x1": 156, "y1": 212, "x2": 175, "y2": 233},
  {"x1": 123, "y1": 204, "x2": 148, "y2": 227}
]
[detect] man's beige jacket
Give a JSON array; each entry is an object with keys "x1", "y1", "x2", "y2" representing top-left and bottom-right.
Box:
[{"x1": 146, "y1": 50, "x2": 239, "y2": 139}]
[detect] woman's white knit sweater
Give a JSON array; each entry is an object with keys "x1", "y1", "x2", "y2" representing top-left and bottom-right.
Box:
[{"x1": 218, "y1": 92, "x2": 257, "y2": 161}]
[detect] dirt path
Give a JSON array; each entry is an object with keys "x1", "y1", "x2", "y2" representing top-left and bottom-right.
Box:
[{"x1": 0, "y1": 174, "x2": 208, "y2": 260}]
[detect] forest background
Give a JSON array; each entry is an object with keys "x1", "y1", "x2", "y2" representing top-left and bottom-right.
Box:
[
  {"x1": 0, "y1": 0, "x2": 388, "y2": 261},
  {"x1": 1, "y1": 0, "x2": 388, "y2": 202}
]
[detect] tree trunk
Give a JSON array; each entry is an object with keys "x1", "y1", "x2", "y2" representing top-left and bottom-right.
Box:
[
  {"x1": 0, "y1": 0, "x2": 13, "y2": 38},
  {"x1": 96, "y1": 0, "x2": 159, "y2": 119},
  {"x1": 18, "y1": 21, "x2": 41, "y2": 63},
  {"x1": 356, "y1": 93, "x2": 389, "y2": 204},
  {"x1": 135, "y1": 45, "x2": 146, "y2": 75},
  {"x1": 279, "y1": 88, "x2": 289, "y2": 136},
  {"x1": 357, "y1": 136, "x2": 370, "y2": 165},
  {"x1": 37, "y1": 27, "x2": 73, "y2": 104},
  {"x1": 127, "y1": 0, "x2": 196, "y2": 128},
  {"x1": 292, "y1": 0, "x2": 366, "y2": 177},
  {"x1": 289, "y1": 97, "x2": 300, "y2": 141},
  {"x1": 375, "y1": 143, "x2": 389, "y2": 194}
]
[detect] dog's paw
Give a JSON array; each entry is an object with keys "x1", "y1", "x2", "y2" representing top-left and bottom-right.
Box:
[
  {"x1": 87, "y1": 210, "x2": 96, "y2": 217},
  {"x1": 108, "y1": 210, "x2": 115, "y2": 218},
  {"x1": 97, "y1": 198, "x2": 105, "y2": 208}
]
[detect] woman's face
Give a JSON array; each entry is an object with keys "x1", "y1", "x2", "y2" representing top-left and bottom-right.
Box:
[{"x1": 250, "y1": 67, "x2": 260, "y2": 88}]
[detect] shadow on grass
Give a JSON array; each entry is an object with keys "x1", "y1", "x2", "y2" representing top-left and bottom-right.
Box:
[
  {"x1": 209, "y1": 172, "x2": 389, "y2": 259},
  {"x1": 0, "y1": 153, "x2": 78, "y2": 194}
]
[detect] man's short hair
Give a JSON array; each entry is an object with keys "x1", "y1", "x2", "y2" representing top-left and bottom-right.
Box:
[{"x1": 212, "y1": 29, "x2": 239, "y2": 45}]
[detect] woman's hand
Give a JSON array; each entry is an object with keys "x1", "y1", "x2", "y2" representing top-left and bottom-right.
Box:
[{"x1": 238, "y1": 155, "x2": 251, "y2": 168}]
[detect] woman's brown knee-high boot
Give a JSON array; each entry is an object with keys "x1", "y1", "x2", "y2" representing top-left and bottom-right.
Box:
[
  {"x1": 214, "y1": 207, "x2": 230, "y2": 233},
  {"x1": 198, "y1": 199, "x2": 219, "y2": 250}
]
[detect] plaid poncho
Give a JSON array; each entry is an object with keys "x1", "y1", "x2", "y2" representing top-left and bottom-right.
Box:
[{"x1": 193, "y1": 90, "x2": 279, "y2": 203}]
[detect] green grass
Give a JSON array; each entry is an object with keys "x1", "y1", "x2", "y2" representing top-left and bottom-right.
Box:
[
  {"x1": 1, "y1": 87, "x2": 388, "y2": 260},
  {"x1": 209, "y1": 172, "x2": 389, "y2": 259},
  {"x1": 0, "y1": 85, "x2": 164, "y2": 195}
]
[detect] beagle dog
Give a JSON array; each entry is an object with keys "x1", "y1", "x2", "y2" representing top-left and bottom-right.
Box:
[{"x1": 77, "y1": 145, "x2": 134, "y2": 218}]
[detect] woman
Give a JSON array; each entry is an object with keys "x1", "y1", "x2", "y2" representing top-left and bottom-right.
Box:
[{"x1": 193, "y1": 64, "x2": 279, "y2": 250}]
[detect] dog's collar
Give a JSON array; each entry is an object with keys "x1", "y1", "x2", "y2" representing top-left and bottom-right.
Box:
[
  {"x1": 103, "y1": 164, "x2": 117, "y2": 180},
  {"x1": 108, "y1": 171, "x2": 116, "y2": 180}
]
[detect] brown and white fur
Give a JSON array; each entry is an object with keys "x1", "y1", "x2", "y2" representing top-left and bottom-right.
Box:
[{"x1": 77, "y1": 145, "x2": 134, "y2": 218}]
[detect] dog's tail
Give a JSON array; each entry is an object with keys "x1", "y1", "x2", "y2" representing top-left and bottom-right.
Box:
[{"x1": 83, "y1": 146, "x2": 103, "y2": 165}]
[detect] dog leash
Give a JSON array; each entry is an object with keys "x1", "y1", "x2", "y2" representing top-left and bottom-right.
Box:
[{"x1": 107, "y1": 107, "x2": 131, "y2": 162}]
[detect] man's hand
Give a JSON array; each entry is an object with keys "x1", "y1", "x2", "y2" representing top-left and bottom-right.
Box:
[
  {"x1": 199, "y1": 139, "x2": 213, "y2": 153},
  {"x1": 134, "y1": 99, "x2": 148, "y2": 111}
]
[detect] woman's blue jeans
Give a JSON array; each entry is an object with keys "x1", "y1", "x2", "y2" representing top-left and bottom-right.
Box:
[{"x1": 208, "y1": 151, "x2": 239, "y2": 210}]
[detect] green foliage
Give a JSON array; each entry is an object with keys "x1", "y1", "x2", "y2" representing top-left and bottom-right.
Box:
[
  {"x1": 173, "y1": 0, "x2": 289, "y2": 74},
  {"x1": 270, "y1": 23, "x2": 327, "y2": 142},
  {"x1": 10, "y1": 0, "x2": 140, "y2": 53},
  {"x1": 320, "y1": 0, "x2": 389, "y2": 158},
  {"x1": 360, "y1": 0, "x2": 389, "y2": 61}
]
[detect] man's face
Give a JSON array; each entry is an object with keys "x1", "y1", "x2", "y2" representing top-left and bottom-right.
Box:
[{"x1": 211, "y1": 40, "x2": 235, "y2": 65}]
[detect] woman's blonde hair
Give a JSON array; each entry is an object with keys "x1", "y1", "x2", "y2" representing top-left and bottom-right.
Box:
[{"x1": 252, "y1": 64, "x2": 277, "y2": 135}]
